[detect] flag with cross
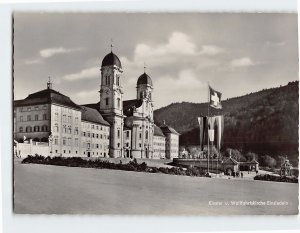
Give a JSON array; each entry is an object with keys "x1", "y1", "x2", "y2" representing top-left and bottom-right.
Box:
[{"x1": 209, "y1": 86, "x2": 222, "y2": 109}]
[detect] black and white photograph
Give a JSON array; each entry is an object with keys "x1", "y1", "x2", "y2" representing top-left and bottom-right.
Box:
[{"x1": 12, "y1": 12, "x2": 298, "y2": 215}]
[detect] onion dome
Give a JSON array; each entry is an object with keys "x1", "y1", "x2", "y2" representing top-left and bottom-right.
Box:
[
  {"x1": 101, "y1": 52, "x2": 122, "y2": 68},
  {"x1": 137, "y1": 72, "x2": 153, "y2": 86}
]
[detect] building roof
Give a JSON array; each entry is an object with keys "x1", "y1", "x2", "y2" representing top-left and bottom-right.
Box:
[
  {"x1": 14, "y1": 88, "x2": 81, "y2": 110},
  {"x1": 137, "y1": 72, "x2": 153, "y2": 86},
  {"x1": 80, "y1": 106, "x2": 110, "y2": 126},
  {"x1": 154, "y1": 125, "x2": 165, "y2": 137},
  {"x1": 123, "y1": 99, "x2": 143, "y2": 116},
  {"x1": 101, "y1": 52, "x2": 122, "y2": 68},
  {"x1": 160, "y1": 122, "x2": 180, "y2": 135},
  {"x1": 222, "y1": 157, "x2": 239, "y2": 165},
  {"x1": 81, "y1": 102, "x2": 100, "y2": 110}
]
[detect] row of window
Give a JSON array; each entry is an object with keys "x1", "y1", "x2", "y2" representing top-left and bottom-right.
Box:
[
  {"x1": 53, "y1": 137, "x2": 109, "y2": 149},
  {"x1": 52, "y1": 150, "x2": 107, "y2": 157},
  {"x1": 104, "y1": 75, "x2": 120, "y2": 86},
  {"x1": 153, "y1": 142, "x2": 165, "y2": 146},
  {"x1": 19, "y1": 105, "x2": 47, "y2": 112},
  {"x1": 20, "y1": 114, "x2": 47, "y2": 122},
  {"x1": 82, "y1": 131, "x2": 109, "y2": 139},
  {"x1": 82, "y1": 122, "x2": 108, "y2": 131},
  {"x1": 54, "y1": 113, "x2": 79, "y2": 124},
  {"x1": 19, "y1": 125, "x2": 48, "y2": 133}
]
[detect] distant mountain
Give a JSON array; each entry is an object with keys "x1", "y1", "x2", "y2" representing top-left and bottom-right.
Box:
[{"x1": 154, "y1": 81, "x2": 299, "y2": 165}]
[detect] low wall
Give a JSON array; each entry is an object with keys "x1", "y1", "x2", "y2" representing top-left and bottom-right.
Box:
[
  {"x1": 173, "y1": 158, "x2": 224, "y2": 172},
  {"x1": 14, "y1": 141, "x2": 50, "y2": 158}
]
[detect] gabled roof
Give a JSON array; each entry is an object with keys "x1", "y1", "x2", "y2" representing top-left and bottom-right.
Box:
[
  {"x1": 160, "y1": 122, "x2": 180, "y2": 135},
  {"x1": 154, "y1": 125, "x2": 165, "y2": 137},
  {"x1": 80, "y1": 106, "x2": 110, "y2": 126},
  {"x1": 14, "y1": 88, "x2": 81, "y2": 110},
  {"x1": 222, "y1": 157, "x2": 238, "y2": 165},
  {"x1": 123, "y1": 99, "x2": 143, "y2": 116}
]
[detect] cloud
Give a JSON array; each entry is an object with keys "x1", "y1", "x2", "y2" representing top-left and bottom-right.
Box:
[
  {"x1": 265, "y1": 41, "x2": 286, "y2": 47},
  {"x1": 153, "y1": 69, "x2": 205, "y2": 107},
  {"x1": 230, "y1": 57, "x2": 254, "y2": 68},
  {"x1": 61, "y1": 67, "x2": 99, "y2": 81},
  {"x1": 75, "y1": 89, "x2": 98, "y2": 98},
  {"x1": 199, "y1": 45, "x2": 224, "y2": 55},
  {"x1": 24, "y1": 58, "x2": 43, "y2": 65},
  {"x1": 40, "y1": 47, "x2": 82, "y2": 58}
]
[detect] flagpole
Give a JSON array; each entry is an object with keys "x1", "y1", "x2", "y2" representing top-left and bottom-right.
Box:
[{"x1": 207, "y1": 82, "x2": 210, "y2": 174}]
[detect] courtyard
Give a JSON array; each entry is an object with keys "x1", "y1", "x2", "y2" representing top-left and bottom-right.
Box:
[{"x1": 14, "y1": 160, "x2": 298, "y2": 215}]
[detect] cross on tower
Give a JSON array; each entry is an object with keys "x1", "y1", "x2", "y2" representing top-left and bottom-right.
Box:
[
  {"x1": 47, "y1": 76, "x2": 52, "y2": 89},
  {"x1": 110, "y1": 38, "x2": 113, "y2": 52},
  {"x1": 144, "y1": 62, "x2": 146, "y2": 73}
]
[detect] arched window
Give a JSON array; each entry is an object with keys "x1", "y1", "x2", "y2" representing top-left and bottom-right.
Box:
[
  {"x1": 126, "y1": 131, "x2": 129, "y2": 138},
  {"x1": 54, "y1": 124, "x2": 59, "y2": 132},
  {"x1": 105, "y1": 97, "x2": 109, "y2": 106},
  {"x1": 117, "y1": 129, "x2": 120, "y2": 138},
  {"x1": 106, "y1": 76, "x2": 110, "y2": 85},
  {"x1": 68, "y1": 126, "x2": 72, "y2": 134},
  {"x1": 145, "y1": 130, "x2": 148, "y2": 140},
  {"x1": 63, "y1": 125, "x2": 67, "y2": 133},
  {"x1": 117, "y1": 98, "x2": 120, "y2": 108},
  {"x1": 34, "y1": 126, "x2": 40, "y2": 132},
  {"x1": 19, "y1": 127, "x2": 23, "y2": 133},
  {"x1": 26, "y1": 126, "x2": 32, "y2": 132},
  {"x1": 41, "y1": 125, "x2": 48, "y2": 132},
  {"x1": 117, "y1": 76, "x2": 120, "y2": 86},
  {"x1": 74, "y1": 127, "x2": 78, "y2": 135}
]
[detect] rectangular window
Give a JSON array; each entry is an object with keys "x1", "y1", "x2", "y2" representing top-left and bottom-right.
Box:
[
  {"x1": 105, "y1": 98, "x2": 109, "y2": 106},
  {"x1": 20, "y1": 116, "x2": 23, "y2": 122},
  {"x1": 35, "y1": 115, "x2": 38, "y2": 121},
  {"x1": 117, "y1": 129, "x2": 120, "y2": 138},
  {"x1": 63, "y1": 138, "x2": 66, "y2": 146},
  {"x1": 27, "y1": 115, "x2": 31, "y2": 121},
  {"x1": 75, "y1": 138, "x2": 79, "y2": 147},
  {"x1": 43, "y1": 114, "x2": 47, "y2": 120}
]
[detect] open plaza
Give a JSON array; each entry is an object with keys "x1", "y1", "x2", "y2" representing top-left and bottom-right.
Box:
[{"x1": 14, "y1": 160, "x2": 298, "y2": 215}]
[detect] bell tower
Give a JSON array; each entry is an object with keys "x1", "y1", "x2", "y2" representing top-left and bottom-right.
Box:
[{"x1": 99, "y1": 44, "x2": 124, "y2": 158}]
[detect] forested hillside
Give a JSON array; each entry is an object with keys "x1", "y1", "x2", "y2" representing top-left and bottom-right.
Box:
[{"x1": 154, "y1": 81, "x2": 299, "y2": 165}]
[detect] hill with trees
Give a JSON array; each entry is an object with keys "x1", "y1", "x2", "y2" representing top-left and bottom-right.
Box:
[{"x1": 154, "y1": 81, "x2": 299, "y2": 166}]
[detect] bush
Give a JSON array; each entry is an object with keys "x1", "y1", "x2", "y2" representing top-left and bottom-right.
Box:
[
  {"x1": 254, "y1": 174, "x2": 298, "y2": 183},
  {"x1": 21, "y1": 155, "x2": 208, "y2": 178}
]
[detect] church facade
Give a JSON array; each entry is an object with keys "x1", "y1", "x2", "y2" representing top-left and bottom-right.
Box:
[{"x1": 13, "y1": 50, "x2": 179, "y2": 159}]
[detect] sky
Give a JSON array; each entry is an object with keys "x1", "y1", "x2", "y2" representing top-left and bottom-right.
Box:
[{"x1": 14, "y1": 13, "x2": 298, "y2": 109}]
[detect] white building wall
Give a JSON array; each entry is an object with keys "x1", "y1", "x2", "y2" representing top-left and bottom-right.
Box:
[
  {"x1": 51, "y1": 104, "x2": 82, "y2": 157},
  {"x1": 153, "y1": 135, "x2": 166, "y2": 159}
]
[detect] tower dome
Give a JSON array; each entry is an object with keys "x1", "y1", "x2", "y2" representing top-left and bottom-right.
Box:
[
  {"x1": 137, "y1": 72, "x2": 153, "y2": 86},
  {"x1": 101, "y1": 52, "x2": 122, "y2": 68}
]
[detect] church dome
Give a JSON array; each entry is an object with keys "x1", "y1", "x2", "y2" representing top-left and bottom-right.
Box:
[
  {"x1": 137, "y1": 72, "x2": 153, "y2": 86},
  {"x1": 101, "y1": 52, "x2": 122, "y2": 68}
]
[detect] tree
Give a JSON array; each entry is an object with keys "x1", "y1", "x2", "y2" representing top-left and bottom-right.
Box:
[{"x1": 245, "y1": 152, "x2": 257, "y2": 161}]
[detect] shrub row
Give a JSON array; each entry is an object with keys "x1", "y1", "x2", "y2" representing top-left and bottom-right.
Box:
[
  {"x1": 254, "y1": 174, "x2": 298, "y2": 183},
  {"x1": 22, "y1": 155, "x2": 207, "y2": 178}
]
